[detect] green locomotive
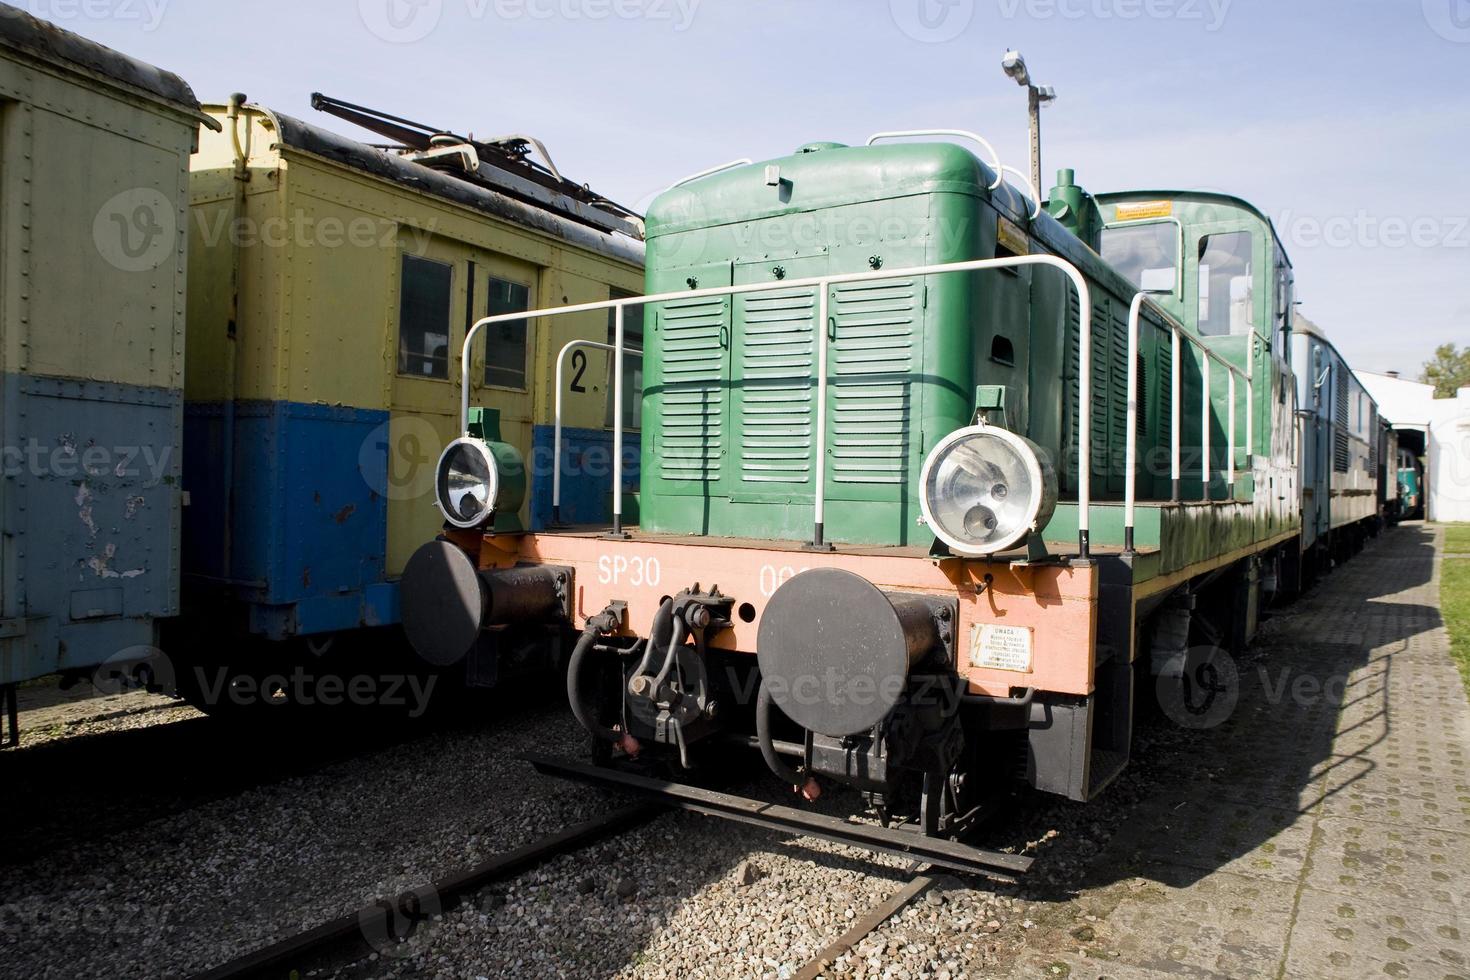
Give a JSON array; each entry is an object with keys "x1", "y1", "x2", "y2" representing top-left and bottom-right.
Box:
[{"x1": 402, "y1": 133, "x2": 1375, "y2": 870}]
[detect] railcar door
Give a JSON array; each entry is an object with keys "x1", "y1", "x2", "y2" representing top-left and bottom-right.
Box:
[{"x1": 383, "y1": 234, "x2": 538, "y2": 577}]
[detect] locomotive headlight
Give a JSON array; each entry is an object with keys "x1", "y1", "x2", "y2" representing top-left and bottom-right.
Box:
[
  {"x1": 435, "y1": 437, "x2": 500, "y2": 529},
  {"x1": 919, "y1": 425, "x2": 1058, "y2": 556}
]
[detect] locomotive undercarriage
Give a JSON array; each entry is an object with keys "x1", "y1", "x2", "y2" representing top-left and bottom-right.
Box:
[{"x1": 565, "y1": 581, "x2": 1000, "y2": 843}]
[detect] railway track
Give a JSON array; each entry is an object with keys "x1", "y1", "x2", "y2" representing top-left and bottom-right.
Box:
[
  {"x1": 188, "y1": 802, "x2": 665, "y2": 980},
  {"x1": 185, "y1": 754, "x2": 1027, "y2": 980},
  {"x1": 792, "y1": 866, "x2": 938, "y2": 980}
]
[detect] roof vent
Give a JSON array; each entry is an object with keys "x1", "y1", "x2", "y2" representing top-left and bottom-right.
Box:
[{"x1": 796, "y1": 142, "x2": 846, "y2": 154}]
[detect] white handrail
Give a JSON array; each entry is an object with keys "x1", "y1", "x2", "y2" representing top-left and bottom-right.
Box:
[
  {"x1": 1170, "y1": 320, "x2": 1182, "y2": 500},
  {"x1": 1124, "y1": 293, "x2": 1145, "y2": 551},
  {"x1": 463, "y1": 255, "x2": 1095, "y2": 556},
  {"x1": 1202, "y1": 356, "x2": 1212, "y2": 499},
  {"x1": 866, "y1": 130, "x2": 1005, "y2": 192},
  {"x1": 1227, "y1": 371, "x2": 1237, "y2": 489},
  {"x1": 1125, "y1": 291, "x2": 1256, "y2": 545},
  {"x1": 669, "y1": 158, "x2": 753, "y2": 189},
  {"x1": 999, "y1": 164, "x2": 1043, "y2": 220},
  {"x1": 551, "y1": 339, "x2": 643, "y2": 524}
]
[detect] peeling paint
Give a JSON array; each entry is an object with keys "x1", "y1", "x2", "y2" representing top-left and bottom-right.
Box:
[
  {"x1": 124, "y1": 495, "x2": 147, "y2": 519},
  {"x1": 333, "y1": 503, "x2": 356, "y2": 524},
  {"x1": 75, "y1": 482, "x2": 98, "y2": 537},
  {"x1": 84, "y1": 543, "x2": 145, "y2": 580}
]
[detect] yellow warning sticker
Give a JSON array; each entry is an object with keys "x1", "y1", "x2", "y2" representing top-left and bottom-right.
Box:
[
  {"x1": 996, "y1": 216, "x2": 1030, "y2": 256},
  {"x1": 1113, "y1": 200, "x2": 1174, "y2": 221}
]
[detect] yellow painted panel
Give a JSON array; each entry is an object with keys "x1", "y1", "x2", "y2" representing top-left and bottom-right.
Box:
[
  {"x1": 19, "y1": 104, "x2": 189, "y2": 390},
  {"x1": 278, "y1": 189, "x2": 396, "y2": 411}
]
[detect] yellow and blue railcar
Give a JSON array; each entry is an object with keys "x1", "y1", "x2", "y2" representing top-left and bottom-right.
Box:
[
  {"x1": 180, "y1": 97, "x2": 642, "y2": 665},
  {"x1": 0, "y1": 5, "x2": 212, "y2": 730}
]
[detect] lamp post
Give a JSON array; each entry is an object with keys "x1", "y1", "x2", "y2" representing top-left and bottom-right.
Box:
[{"x1": 1001, "y1": 50, "x2": 1055, "y2": 202}]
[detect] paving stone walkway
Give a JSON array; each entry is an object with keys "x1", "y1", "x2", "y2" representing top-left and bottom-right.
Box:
[{"x1": 1013, "y1": 524, "x2": 1470, "y2": 979}]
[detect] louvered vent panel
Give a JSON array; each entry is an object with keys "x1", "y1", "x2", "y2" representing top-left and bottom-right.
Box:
[
  {"x1": 738, "y1": 289, "x2": 815, "y2": 484},
  {"x1": 1156, "y1": 335, "x2": 1173, "y2": 465},
  {"x1": 1333, "y1": 368, "x2": 1350, "y2": 473},
  {"x1": 658, "y1": 296, "x2": 726, "y2": 482},
  {"x1": 1067, "y1": 296, "x2": 1114, "y2": 486},
  {"x1": 1368, "y1": 406, "x2": 1379, "y2": 469},
  {"x1": 830, "y1": 279, "x2": 918, "y2": 485},
  {"x1": 1136, "y1": 355, "x2": 1149, "y2": 440}
]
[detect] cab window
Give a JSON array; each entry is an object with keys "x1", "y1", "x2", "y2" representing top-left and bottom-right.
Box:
[
  {"x1": 397, "y1": 255, "x2": 453, "y2": 379},
  {"x1": 483, "y1": 277, "x2": 531, "y2": 389},
  {"x1": 1197, "y1": 232, "x2": 1254, "y2": 337},
  {"x1": 1101, "y1": 222, "x2": 1178, "y2": 293}
]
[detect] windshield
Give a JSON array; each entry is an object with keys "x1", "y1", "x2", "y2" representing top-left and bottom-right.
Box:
[{"x1": 1101, "y1": 222, "x2": 1179, "y2": 293}]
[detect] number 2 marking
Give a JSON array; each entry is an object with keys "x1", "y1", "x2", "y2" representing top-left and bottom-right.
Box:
[{"x1": 570, "y1": 349, "x2": 588, "y2": 393}]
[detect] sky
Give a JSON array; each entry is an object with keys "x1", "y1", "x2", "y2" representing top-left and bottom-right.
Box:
[{"x1": 42, "y1": 0, "x2": 1470, "y2": 378}]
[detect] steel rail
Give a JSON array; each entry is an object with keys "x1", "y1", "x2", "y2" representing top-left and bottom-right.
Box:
[
  {"x1": 526, "y1": 754, "x2": 1033, "y2": 880},
  {"x1": 792, "y1": 866, "x2": 937, "y2": 980},
  {"x1": 187, "y1": 802, "x2": 663, "y2": 980}
]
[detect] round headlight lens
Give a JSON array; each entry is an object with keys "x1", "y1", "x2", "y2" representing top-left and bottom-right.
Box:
[
  {"x1": 435, "y1": 438, "x2": 499, "y2": 529},
  {"x1": 919, "y1": 426, "x2": 1057, "y2": 556}
]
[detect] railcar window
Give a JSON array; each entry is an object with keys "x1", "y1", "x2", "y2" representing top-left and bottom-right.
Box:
[
  {"x1": 1100, "y1": 222, "x2": 1178, "y2": 292},
  {"x1": 605, "y1": 291, "x2": 645, "y2": 431},
  {"x1": 398, "y1": 255, "x2": 453, "y2": 379},
  {"x1": 483, "y1": 277, "x2": 531, "y2": 389},
  {"x1": 1197, "y1": 232, "x2": 1254, "y2": 337}
]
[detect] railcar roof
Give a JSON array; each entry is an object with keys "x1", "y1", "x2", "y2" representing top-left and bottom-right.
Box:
[
  {"x1": 1095, "y1": 188, "x2": 1292, "y2": 268},
  {"x1": 646, "y1": 141, "x2": 1034, "y2": 238},
  {"x1": 0, "y1": 3, "x2": 203, "y2": 116},
  {"x1": 251, "y1": 107, "x2": 645, "y2": 268}
]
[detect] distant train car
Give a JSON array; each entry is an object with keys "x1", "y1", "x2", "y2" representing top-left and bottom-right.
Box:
[
  {"x1": 1398, "y1": 444, "x2": 1425, "y2": 519},
  {"x1": 1290, "y1": 317, "x2": 1381, "y2": 569},
  {"x1": 175, "y1": 95, "x2": 643, "y2": 698},
  {"x1": 0, "y1": 5, "x2": 213, "y2": 737},
  {"x1": 1377, "y1": 418, "x2": 1400, "y2": 524}
]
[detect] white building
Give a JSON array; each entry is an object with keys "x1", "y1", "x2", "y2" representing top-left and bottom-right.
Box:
[{"x1": 1360, "y1": 371, "x2": 1470, "y2": 523}]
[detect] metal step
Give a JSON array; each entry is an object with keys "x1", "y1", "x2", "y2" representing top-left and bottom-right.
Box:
[{"x1": 524, "y1": 754, "x2": 1034, "y2": 881}]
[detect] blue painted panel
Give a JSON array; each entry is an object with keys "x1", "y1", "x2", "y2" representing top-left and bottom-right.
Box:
[
  {"x1": 529, "y1": 424, "x2": 641, "y2": 530},
  {"x1": 182, "y1": 400, "x2": 390, "y2": 637},
  {"x1": 2, "y1": 374, "x2": 180, "y2": 684}
]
